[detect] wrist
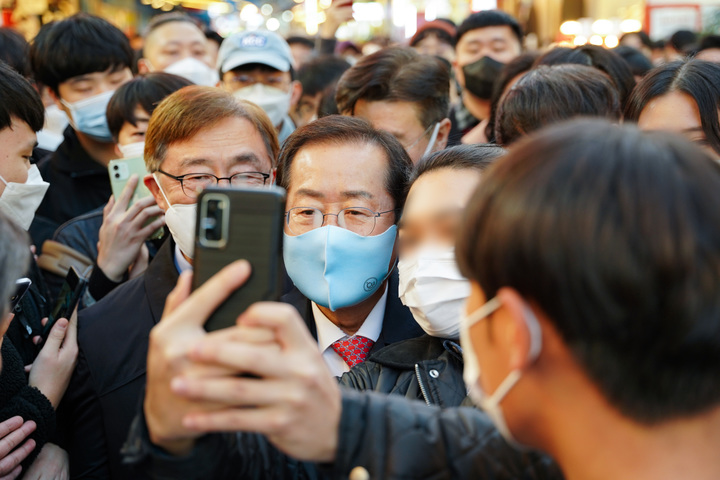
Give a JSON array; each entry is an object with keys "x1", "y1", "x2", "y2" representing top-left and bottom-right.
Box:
[{"x1": 96, "y1": 258, "x2": 124, "y2": 283}]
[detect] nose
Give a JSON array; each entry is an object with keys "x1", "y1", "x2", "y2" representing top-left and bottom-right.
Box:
[{"x1": 321, "y1": 213, "x2": 340, "y2": 227}]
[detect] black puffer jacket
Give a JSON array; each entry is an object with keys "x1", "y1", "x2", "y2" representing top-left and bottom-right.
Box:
[
  {"x1": 123, "y1": 391, "x2": 564, "y2": 480},
  {"x1": 0, "y1": 339, "x2": 56, "y2": 470},
  {"x1": 339, "y1": 334, "x2": 467, "y2": 407}
]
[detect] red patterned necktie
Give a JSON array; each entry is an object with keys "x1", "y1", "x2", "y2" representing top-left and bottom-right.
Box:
[{"x1": 331, "y1": 336, "x2": 375, "y2": 368}]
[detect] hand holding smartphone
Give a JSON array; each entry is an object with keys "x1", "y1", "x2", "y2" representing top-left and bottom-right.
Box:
[
  {"x1": 39, "y1": 266, "x2": 89, "y2": 342},
  {"x1": 192, "y1": 187, "x2": 286, "y2": 332}
]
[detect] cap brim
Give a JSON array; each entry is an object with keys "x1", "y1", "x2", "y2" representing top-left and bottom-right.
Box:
[{"x1": 221, "y1": 52, "x2": 290, "y2": 74}]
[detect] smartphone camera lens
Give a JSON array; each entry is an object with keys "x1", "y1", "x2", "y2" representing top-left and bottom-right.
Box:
[
  {"x1": 113, "y1": 165, "x2": 119, "y2": 170},
  {"x1": 114, "y1": 173, "x2": 121, "y2": 179},
  {"x1": 204, "y1": 200, "x2": 222, "y2": 241}
]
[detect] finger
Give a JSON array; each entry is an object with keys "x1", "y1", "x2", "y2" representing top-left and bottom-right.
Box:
[
  {"x1": 182, "y1": 407, "x2": 284, "y2": 434},
  {"x1": 129, "y1": 206, "x2": 164, "y2": 230},
  {"x1": 0, "y1": 465, "x2": 21, "y2": 480},
  {"x1": 201, "y1": 324, "x2": 276, "y2": 345},
  {"x1": 0, "y1": 418, "x2": 23, "y2": 441},
  {"x1": 162, "y1": 260, "x2": 251, "y2": 328},
  {"x1": 0, "y1": 421, "x2": 35, "y2": 457},
  {"x1": 103, "y1": 196, "x2": 115, "y2": 218},
  {"x1": 171, "y1": 376, "x2": 289, "y2": 406},
  {"x1": 116, "y1": 174, "x2": 139, "y2": 211},
  {"x1": 125, "y1": 197, "x2": 161, "y2": 223},
  {"x1": 238, "y1": 302, "x2": 317, "y2": 351},
  {"x1": 136, "y1": 216, "x2": 166, "y2": 239},
  {"x1": 40, "y1": 317, "x2": 48, "y2": 327},
  {"x1": 41, "y1": 317, "x2": 69, "y2": 353},
  {"x1": 61, "y1": 308, "x2": 78, "y2": 351},
  {"x1": 161, "y1": 271, "x2": 193, "y2": 318},
  {"x1": 188, "y1": 340, "x2": 282, "y2": 378},
  {"x1": 23, "y1": 364, "x2": 32, "y2": 373},
  {"x1": 0, "y1": 438, "x2": 35, "y2": 474}
]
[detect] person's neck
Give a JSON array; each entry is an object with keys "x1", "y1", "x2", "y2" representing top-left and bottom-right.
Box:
[
  {"x1": 75, "y1": 130, "x2": 118, "y2": 168},
  {"x1": 539, "y1": 383, "x2": 720, "y2": 480},
  {"x1": 317, "y1": 281, "x2": 386, "y2": 336},
  {"x1": 462, "y1": 92, "x2": 490, "y2": 122}
]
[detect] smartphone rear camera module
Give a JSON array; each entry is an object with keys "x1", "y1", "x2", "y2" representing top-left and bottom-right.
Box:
[{"x1": 199, "y1": 194, "x2": 229, "y2": 249}]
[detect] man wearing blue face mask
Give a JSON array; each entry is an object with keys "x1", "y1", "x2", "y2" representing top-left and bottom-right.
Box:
[
  {"x1": 278, "y1": 116, "x2": 423, "y2": 376},
  {"x1": 29, "y1": 13, "x2": 134, "y2": 248}
]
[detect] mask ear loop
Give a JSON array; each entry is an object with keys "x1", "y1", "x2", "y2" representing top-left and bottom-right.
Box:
[
  {"x1": 152, "y1": 173, "x2": 173, "y2": 208},
  {"x1": 422, "y1": 122, "x2": 441, "y2": 159}
]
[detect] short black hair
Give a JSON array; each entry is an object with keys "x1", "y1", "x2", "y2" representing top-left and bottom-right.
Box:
[
  {"x1": 230, "y1": 62, "x2": 296, "y2": 82},
  {"x1": 620, "y1": 31, "x2": 653, "y2": 49},
  {"x1": 670, "y1": 29, "x2": 697, "y2": 52},
  {"x1": 0, "y1": 61, "x2": 44, "y2": 132},
  {"x1": 0, "y1": 28, "x2": 30, "y2": 77},
  {"x1": 410, "y1": 144, "x2": 504, "y2": 189},
  {"x1": 31, "y1": 13, "x2": 134, "y2": 95},
  {"x1": 297, "y1": 55, "x2": 351, "y2": 97},
  {"x1": 204, "y1": 28, "x2": 223, "y2": 47},
  {"x1": 495, "y1": 64, "x2": 621, "y2": 145},
  {"x1": 277, "y1": 115, "x2": 412, "y2": 218},
  {"x1": 613, "y1": 46, "x2": 653, "y2": 78},
  {"x1": 143, "y1": 12, "x2": 200, "y2": 38},
  {"x1": 286, "y1": 36, "x2": 315, "y2": 50},
  {"x1": 106, "y1": 72, "x2": 193, "y2": 140},
  {"x1": 336, "y1": 47, "x2": 450, "y2": 129},
  {"x1": 0, "y1": 210, "x2": 30, "y2": 316},
  {"x1": 458, "y1": 118, "x2": 720, "y2": 424},
  {"x1": 535, "y1": 45, "x2": 636, "y2": 110},
  {"x1": 456, "y1": 10, "x2": 523, "y2": 46},
  {"x1": 485, "y1": 51, "x2": 539, "y2": 142},
  {"x1": 624, "y1": 59, "x2": 720, "y2": 156},
  {"x1": 698, "y1": 34, "x2": 720, "y2": 52}
]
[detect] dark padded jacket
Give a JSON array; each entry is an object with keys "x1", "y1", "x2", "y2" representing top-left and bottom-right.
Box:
[
  {"x1": 122, "y1": 389, "x2": 564, "y2": 480},
  {"x1": 339, "y1": 334, "x2": 467, "y2": 407}
]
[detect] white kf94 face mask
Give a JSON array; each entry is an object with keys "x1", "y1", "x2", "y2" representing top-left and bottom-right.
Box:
[
  {"x1": 0, "y1": 165, "x2": 49, "y2": 230},
  {"x1": 397, "y1": 245, "x2": 470, "y2": 339},
  {"x1": 460, "y1": 296, "x2": 543, "y2": 448},
  {"x1": 153, "y1": 173, "x2": 197, "y2": 259}
]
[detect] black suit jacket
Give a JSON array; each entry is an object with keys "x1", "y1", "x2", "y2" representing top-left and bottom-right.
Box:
[
  {"x1": 280, "y1": 271, "x2": 424, "y2": 356},
  {"x1": 60, "y1": 238, "x2": 178, "y2": 480}
]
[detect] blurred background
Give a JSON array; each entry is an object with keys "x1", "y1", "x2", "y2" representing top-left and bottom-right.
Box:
[{"x1": 2, "y1": 0, "x2": 718, "y2": 56}]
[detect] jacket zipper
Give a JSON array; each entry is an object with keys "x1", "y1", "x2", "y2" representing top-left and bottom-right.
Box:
[{"x1": 415, "y1": 364, "x2": 432, "y2": 406}]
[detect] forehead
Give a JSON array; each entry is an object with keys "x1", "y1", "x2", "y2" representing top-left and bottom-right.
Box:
[
  {"x1": 163, "y1": 116, "x2": 272, "y2": 168},
  {"x1": 0, "y1": 117, "x2": 36, "y2": 147},
  {"x1": 146, "y1": 21, "x2": 205, "y2": 48},
  {"x1": 352, "y1": 100, "x2": 424, "y2": 136},
  {"x1": 457, "y1": 25, "x2": 518, "y2": 48},
  {"x1": 288, "y1": 141, "x2": 390, "y2": 196},
  {"x1": 637, "y1": 91, "x2": 702, "y2": 132},
  {"x1": 403, "y1": 168, "x2": 481, "y2": 221}
]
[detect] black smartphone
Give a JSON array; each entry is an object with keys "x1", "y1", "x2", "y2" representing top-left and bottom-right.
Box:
[
  {"x1": 41, "y1": 267, "x2": 88, "y2": 340},
  {"x1": 10, "y1": 278, "x2": 32, "y2": 311},
  {"x1": 192, "y1": 186, "x2": 286, "y2": 332}
]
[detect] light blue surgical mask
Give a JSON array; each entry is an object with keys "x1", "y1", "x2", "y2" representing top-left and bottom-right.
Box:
[
  {"x1": 61, "y1": 90, "x2": 115, "y2": 142},
  {"x1": 283, "y1": 225, "x2": 397, "y2": 311}
]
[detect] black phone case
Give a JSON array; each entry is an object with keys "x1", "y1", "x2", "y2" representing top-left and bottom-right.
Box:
[{"x1": 192, "y1": 187, "x2": 286, "y2": 332}]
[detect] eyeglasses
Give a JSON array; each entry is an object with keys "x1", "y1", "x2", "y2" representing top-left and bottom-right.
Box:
[
  {"x1": 157, "y1": 169, "x2": 270, "y2": 199},
  {"x1": 285, "y1": 206, "x2": 396, "y2": 237}
]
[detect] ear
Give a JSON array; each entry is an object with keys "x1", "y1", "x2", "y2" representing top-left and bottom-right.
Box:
[
  {"x1": 496, "y1": 287, "x2": 541, "y2": 371},
  {"x1": 452, "y1": 59, "x2": 465, "y2": 88},
  {"x1": 144, "y1": 173, "x2": 168, "y2": 211},
  {"x1": 137, "y1": 58, "x2": 152, "y2": 74},
  {"x1": 289, "y1": 80, "x2": 303, "y2": 110},
  {"x1": 48, "y1": 88, "x2": 65, "y2": 111},
  {"x1": 435, "y1": 118, "x2": 452, "y2": 151}
]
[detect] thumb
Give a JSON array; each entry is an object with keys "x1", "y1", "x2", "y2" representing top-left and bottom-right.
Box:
[
  {"x1": 42, "y1": 318, "x2": 69, "y2": 352},
  {"x1": 162, "y1": 260, "x2": 251, "y2": 328}
]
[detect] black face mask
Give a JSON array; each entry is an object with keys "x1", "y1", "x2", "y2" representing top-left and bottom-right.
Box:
[{"x1": 462, "y1": 56, "x2": 505, "y2": 100}]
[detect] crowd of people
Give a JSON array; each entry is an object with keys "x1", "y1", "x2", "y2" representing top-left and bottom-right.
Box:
[{"x1": 0, "y1": 6, "x2": 719, "y2": 480}]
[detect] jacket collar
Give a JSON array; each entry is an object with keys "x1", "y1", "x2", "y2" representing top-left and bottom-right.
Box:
[
  {"x1": 280, "y1": 269, "x2": 423, "y2": 348},
  {"x1": 143, "y1": 237, "x2": 178, "y2": 323},
  {"x1": 53, "y1": 126, "x2": 109, "y2": 177}
]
